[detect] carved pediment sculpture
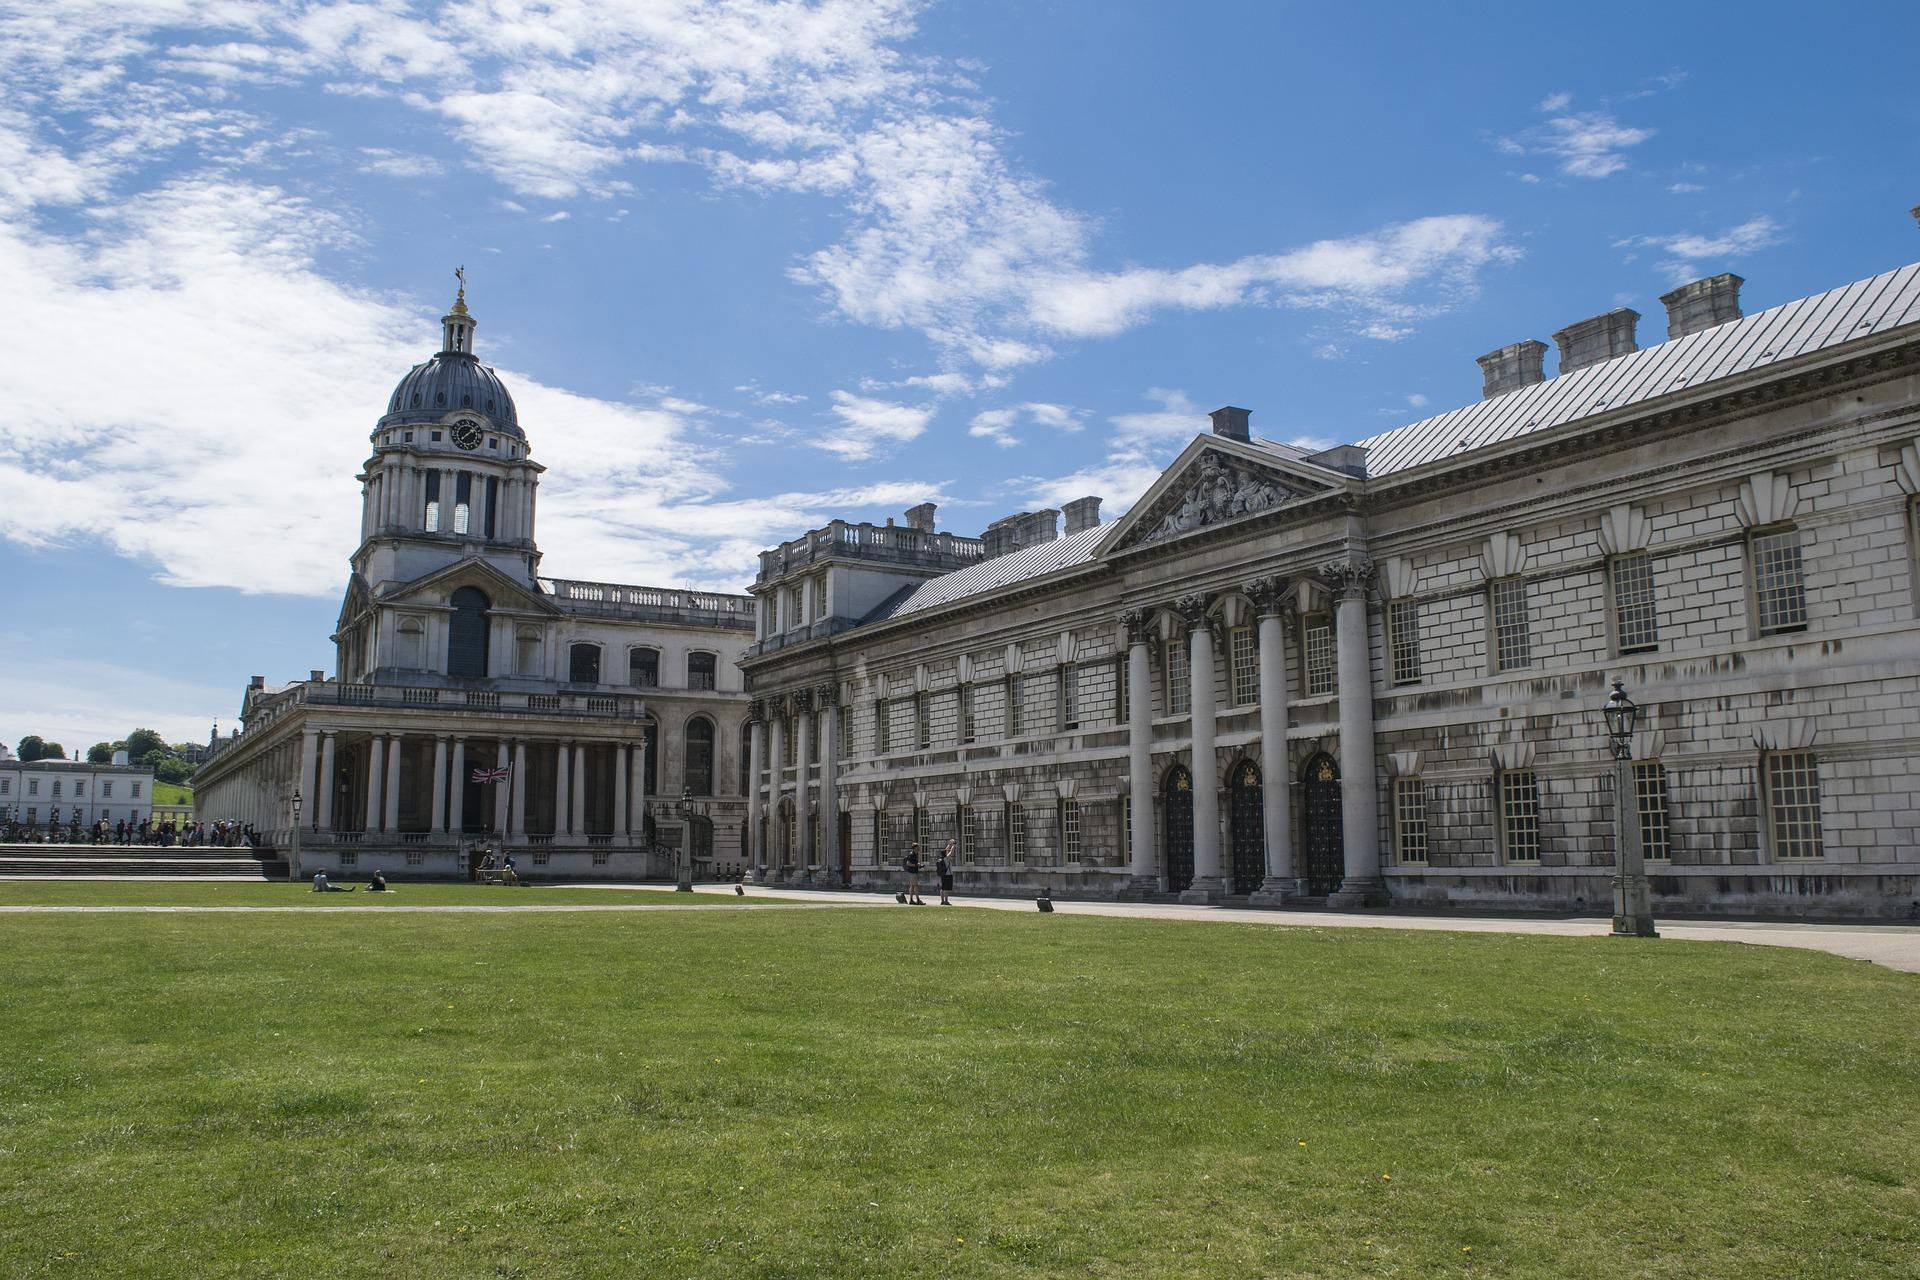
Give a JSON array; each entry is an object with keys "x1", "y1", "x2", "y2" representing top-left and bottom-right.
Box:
[{"x1": 1138, "y1": 453, "x2": 1298, "y2": 547}]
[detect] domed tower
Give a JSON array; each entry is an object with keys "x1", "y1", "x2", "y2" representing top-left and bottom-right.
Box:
[{"x1": 351, "y1": 274, "x2": 546, "y2": 591}]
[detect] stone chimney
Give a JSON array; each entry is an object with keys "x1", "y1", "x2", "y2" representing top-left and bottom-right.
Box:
[
  {"x1": 1477, "y1": 340, "x2": 1548, "y2": 398},
  {"x1": 904, "y1": 502, "x2": 937, "y2": 533},
  {"x1": 1658, "y1": 273, "x2": 1744, "y2": 339},
  {"x1": 1553, "y1": 309, "x2": 1639, "y2": 374},
  {"x1": 1062, "y1": 495, "x2": 1103, "y2": 535},
  {"x1": 309, "y1": 669, "x2": 326, "y2": 683},
  {"x1": 980, "y1": 509, "x2": 1060, "y2": 560},
  {"x1": 1209, "y1": 406, "x2": 1251, "y2": 442},
  {"x1": 250, "y1": 675, "x2": 265, "y2": 689}
]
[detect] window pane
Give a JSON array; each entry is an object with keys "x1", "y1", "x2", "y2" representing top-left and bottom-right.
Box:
[
  {"x1": 1633, "y1": 761, "x2": 1671, "y2": 860},
  {"x1": 1499, "y1": 769, "x2": 1540, "y2": 862},
  {"x1": 1395, "y1": 778, "x2": 1428, "y2": 862},
  {"x1": 1767, "y1": 751, "x2": 1824, "y2": 859},
  {"x1": 1305, "y1": 621, "x2": 1336, "y2": 696},
  {"x1": 1008, "y1": 804, "x2": 1026, "y2": 862},
  {"x1": 688, "y1": 652, "x2": 717, "y2": 690},
  {"x1": 569, "y1": 643, "x2": 600, "y2": 684},
  {"x1": 1389, "y1": 599, "x2": 1422, "y2": 685},
  {"x1": 1060, "y1": 665, "x2": 1081, "y2": 728},
  {"x1": 1229, "y1": 626, "x2": 1258, "y2": 706},
  {"x1": 1492, "y1": 578, "x2": 1531, "y2": 671},
  {"x1": 1062, "y1": 799, "x2": 1081, "y2": 861},
  {"x1": 1612, "y1": 552, "x2": 1659, "y2": 652},
  {"x1": 1752, "y1": 530, "x2": 1808, "y2": 635},
  {"x1": 629, "y1": 648, "x2": 658, "y2": 687},
  {"x1": 1165, "y1": 639, "x2": 1190, "y2": 714}
]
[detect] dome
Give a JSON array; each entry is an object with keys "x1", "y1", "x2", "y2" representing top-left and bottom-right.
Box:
[{"x1": 380, "y1": 353, "x2": 523, "y2": 437}]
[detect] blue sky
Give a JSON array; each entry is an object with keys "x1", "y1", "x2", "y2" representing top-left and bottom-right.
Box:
[{"x1": 2, "y1": 0, "x2": 1916, "y2": 752}]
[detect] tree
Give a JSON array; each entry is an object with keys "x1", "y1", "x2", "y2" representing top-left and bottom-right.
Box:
[
  {"x1": 87, "y1": 742, "x2": 115, "y2": 764},
  {"x1": 152, "y1": 757, "x2": 194, "y2": 785},
  {"x1": 17, "y1": 735, "x2": 46, "y2": 762},
  {"x1": 124, "y1": 728, "x2": 169, "y2": 762}
]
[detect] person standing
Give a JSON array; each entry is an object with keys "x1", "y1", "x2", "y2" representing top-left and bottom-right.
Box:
[
  {"x1": 936, "y1": 838, "x2": 955, "y2": 906},
  {"x1": 902, "y1": 842, "x2": 925, "y2": 905}
]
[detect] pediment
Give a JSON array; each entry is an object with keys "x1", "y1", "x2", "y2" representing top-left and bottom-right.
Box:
[
  {"x1": 1099, "y1": 438, "x2": 1347, "y2": 554},
  {"x1": 381, "y1": 558, "x2": 557, "y2": 614},
  {"x1": 334, "y1": 573, "x2": 373, "y2": 634}
]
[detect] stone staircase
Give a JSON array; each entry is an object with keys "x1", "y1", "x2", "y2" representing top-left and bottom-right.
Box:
[{"x1": 0, "y1": 843, "x2": 289, "y2": 880}]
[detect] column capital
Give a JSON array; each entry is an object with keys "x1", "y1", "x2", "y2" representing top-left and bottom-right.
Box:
[
  {"x1": 1118, "y1": 608, "x2": 1155, "y2": 645},
  {"x1": 747, "y1": 697, "x2": 767, "y2": 723},
  {"x1": 1245, "y1": 575, "x2": 1291, "y2": 618},
  {"x1": 814, "y1": 682, "x2": 839, "y2": 709},
  {"x1": 1320, "y1": 558, "x2": 1375, "y2": 602},
  {"x1": 1172, "y1": 593, "x2": 1213, "y2": 629},
  {"x1": 790, "y1": 686, "x2": 814, "y2": 715}
]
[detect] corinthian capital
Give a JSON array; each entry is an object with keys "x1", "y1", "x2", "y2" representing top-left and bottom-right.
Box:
[
  {"x1": 747, "y1": 698, "x2": 766, "y2": 723},
  {"x1": 790, "y1": 686, "x2": 814, "y2": 715},
  {"x1": 814, "y1": 682, "x2": 840, "y2": 709},
  {"x1": 1320, "y1": 558, "x2": 1375, "y2": 602},
  {"x1": 1119, "y1": 608, "x2": 1155, "y2": 646},
  {"x1": 1172, "y1": 593, "x2": 1213, "y2": 629},
  {"x1": 1244, "y1": 575, "x2": 1290, "y2": 618}
]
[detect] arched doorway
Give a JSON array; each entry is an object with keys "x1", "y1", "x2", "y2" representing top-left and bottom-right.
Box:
[
  {"x1": 1300, "y1": 753, "x2": 1344, "y2": 895},
  {"x1": 447, "y1": 587, "x2": 490, "y2": 678},
  {"x1": 1163, "y1": 765, "x2": 1194, "y2": 892},
  {"x1": 1227, "y1": 759, "x2": 1264, "y2": 895}
]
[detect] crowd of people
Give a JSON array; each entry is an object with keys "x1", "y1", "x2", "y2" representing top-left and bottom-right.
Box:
[{"x1": 0, "y1": 812, "x2": 257, "y2": 848}]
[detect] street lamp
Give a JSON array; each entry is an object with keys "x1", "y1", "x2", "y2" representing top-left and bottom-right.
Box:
[
  {"x1": 1602, "y1": 681, "x2": 1657, "y2": 938},
  {"x1": 675, "y1": 785, "x2": 695, "y2": 893},
  {"x1": 289, "y1": 789, "x2": 304, "y2": 884}
]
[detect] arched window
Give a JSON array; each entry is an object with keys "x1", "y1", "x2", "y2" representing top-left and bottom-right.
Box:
[
  {"x1": 447, "y1": 588, "x2": 490, "y2": 678},
  {"x1": 629, "y1": 647, "x2": 659, "y2": 688},
  {"x1": 569, "y1": 642, "x2": 601, "y2": 685},
  {"x1": 687, "y1": 651, "x2": 717, "y2": 690},
  {"x1": 685, "y1": 717, "x2": 715, "y2": 796}
]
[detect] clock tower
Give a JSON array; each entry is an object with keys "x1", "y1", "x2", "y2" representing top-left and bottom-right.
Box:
[{"x1": 351, "y1": 276, "x2": 546, "y2": 594}]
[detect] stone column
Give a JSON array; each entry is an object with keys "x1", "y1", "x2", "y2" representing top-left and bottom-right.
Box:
[
  {"x1": 299, "y1": 730, "x2": 319, "y2": 828},
  {"x1": 430, "y1": 736, "x2": 449, "y2": 834},
  {"x1": 554, "y1": 741, "x2": 571, "y2": 837},
  {"x1": 630, "y1": 734, "x2": 648, "y2": 844},
  {"x1": 317, "y1": 732, "x2": 337, "y2": 830},
  {"x1": 383, "y1": 735, "x2": 403, "y2": 832},
  {"x1": 794, "y1": 690, "x2": 815, "y2": 875},
  {"x1": 571, "y1": 743, "x2": 587, "y2": 836},
  {"x1": 745, "y1": 705, "x2": 767, "y2": 880},
  {"x1": 1248, "y1": 580, "x2": 1298, "y2": 905},
  {"x1": 767, "y1": 711, "x2": 786, "y2": 874},
  {"x1": 449, "y1": 738, "x2": 467, "y2": 834},
  {"x1": 365, "y1": 734, "x2": 386, "y2": 832},
  {"x1": 1121, "y1": 610, "x2": 1158, "y2": 892},
  {"x1": 510, "y1": 740, "x2": 528, "y2": 835},
  {"x1": 1327, "y1": 560, "x2": 1384, "y2": 906},
  {"x1": 614, "y1": 743, "x2": 630, "y2": 838},
  {"x1": 493, "y1": 741, "x2": 510, "y2": 834},
  {"x1": 1179, "y1": 595, "x2": 1226, "y2": 903},
  {"x1": 818, "y1": 686, "x2": 841, "y2": 879}
]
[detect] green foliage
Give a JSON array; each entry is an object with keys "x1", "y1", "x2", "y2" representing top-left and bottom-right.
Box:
[
  {"x1": 15, "y1": 735, "x2": 65, "y2": 762},
  {"x1": 123, "y1": 728, "x2": 168, "y2": 761},
  {"x1": 150, "y1": 756, "x2": 195, "y2": 785},
  {"x1": 0, "y1": 899, "x2": 1915, "y2": 1277},
  {"x1": 85, "y1": 742, "x2": 115, "y2": 764}
]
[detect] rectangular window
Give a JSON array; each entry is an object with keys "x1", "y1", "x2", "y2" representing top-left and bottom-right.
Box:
[
  {"x1": 1122, "y1": 794, "x2": 1132, "y2": 855},
  {"x1": 1060, "y1": 798, "x2": 1082, "y2": 862},
  {"x1": 687, "y1": 652, "x2": 717, "y2": 691},
  {"x1": 629, "y1": 648, "x2": 659, "y2": 687},
  {"x1": 0, "y1": 778, "x2": 8, "y2": 795},
  {"x1": 1498, "y1": 769, "x2": 1540, "y2": 863},
  {"x1": 453, "y1": 472, "x2": 472, "y2": 535},
  {"x1": 1388, "y1": 599, "x2": 1422, "y2": 685},
  {"x1": 483, "y1": 476, "x2": 499, "y2": 538},
  {"x1": 1164, "y1": 639, "x2": 1190, "y2": 715},
  {"x1": 1751, "y1": 528, "x2": 1808, "y2": 635},
  {"x1": 423, "y1": 471, "x2": 441, "y2": 532},
  {"x1": 51, "y1": 780, "x2": 61, "y2": 798},
  {"x1": 1766, "y1": 750, "x2": 1824, "y2": 860},
  {"x1": 569, "y1": 643, "x2": 601, "y2": 684},
  {"x1": 131, "y1": 782, "x2": 142, "y2": 799},
  {"x1": 28, "y1": 779, "x2": 38, "y2": 796},
  {"x1": 1007, "y1": 676, "x2": 1025, "y2": 737},
  {"x1": 1008, "y1": 803, "x2": 1027, "y2": 863},
  {"x1": 1394, "y1": 778, "x2": 1428, "y2": 863},
  {"x1": 840, "y1": 704, "x2": 854, "y2": 759},
  {"x1": 74, "y1": 780, "x2": 85, "y2": 797},
  {"x1": 813, "y1": 575, "x2": 828, "y2": 619},
  {"x1": 1491, "y1": 578, "x2": 1531, "y2": 671},
  {"x1": 1634, "y1": 761, "x2": 1672, "y2": 861},
  {"x1": 1304, "y1": 619, "x2": 1336, "y2": 697},
  {"x1": 876, "y1": 699, "x2": 891, "y2": 754},
  {"x1": 916, "y1": 693, "x2": 932, "y2": 750},
  {"x1": 1228, "y1": 625, "x2": 1257, "y2": 707},
  {"x1": 102, "y1": 781, "x2": 112, "y2": 798},
  {"x1": 913, "y1": 806, "x2": 929, "y2": 853},
  {"x1": 960, "y1": 685, "x2": 977, "y2": 744},
  {"x1": 1610, "y1": 552, "x2": 1659, "y2": 653},
  {"x1": 957, "y1": 804, "x2": 975, "y2": 863},
  {"x1": 1116, "y1": 655, "x2": 1130, "y2": 723},
  {"x1": 1059, "y1": 665, "x2": 1081, "y2": 730}
]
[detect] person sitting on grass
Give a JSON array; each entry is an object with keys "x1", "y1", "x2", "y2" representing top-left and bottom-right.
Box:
[
  {"x1": 367, "y1": 870, "x2": 390, "y2": 892},
  {"x1": 501, "y1": 854, "x2": 519, "y2": 886},
  {"x1": 312, "y1": 870, "x2": 356, "y2": 893}
]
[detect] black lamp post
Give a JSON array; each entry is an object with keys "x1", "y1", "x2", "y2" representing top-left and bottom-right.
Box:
[
  {"x1": 675, "y1": 785, "x2": 695, "y2": 893},
  {"x1": 289, "y1": 789, "x2": 304, "y2": 884},
  {"x1": 1602, "y1": 680, "x2": 1657, "y2": 938}
]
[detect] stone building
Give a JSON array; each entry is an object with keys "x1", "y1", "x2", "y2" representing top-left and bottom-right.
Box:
[
  {"x1": 193, "y1": 284, "x2": 756, "y2": 879},
  {"x1": 740, "y1": 260, "x2": 1920, "y2": 917},
  {"x1": 0, "y1": 756, "x2": 155, "y2": 830}
]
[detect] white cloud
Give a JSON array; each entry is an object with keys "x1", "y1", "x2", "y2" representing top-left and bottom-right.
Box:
[
  {"x1": 966, "y1": 401, "x2": 1082, "y2": 448},
  {"x1": 1498, "y1": 95, "x2": 1653, "y2": 179},
  {"x1": 357, "y1": 146, "x2": 444, "y2": 178},
  {"x1": 1667, "y1": 181, "x2": 1705, "y2": 194},
  {"x1": 0, "y1": 637, "x2": 237, "y2": 752},
  {"x1": 817, "y1": 391, "x2": 934, "y2": 460},
  {"x1": 1617, "y1": 215, "x2": 1785, "y2": 283},
  {"x1": 540, "y1": 209, "x2": 570, "y2": 223},
  {"x1": 1109, "y1": 388, "x2": 1210, "y2": 445}
]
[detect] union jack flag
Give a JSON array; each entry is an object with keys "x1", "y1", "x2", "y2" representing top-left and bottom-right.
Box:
[{"x1": 471, "y1": 766, "x2": 510, "y2": 784}]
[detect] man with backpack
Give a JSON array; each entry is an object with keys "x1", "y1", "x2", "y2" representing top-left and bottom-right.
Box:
[{"x1": 898, "y1": 842, "x2": 925, "y2": 905}]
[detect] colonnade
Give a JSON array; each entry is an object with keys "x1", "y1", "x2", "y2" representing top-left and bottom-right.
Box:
[
  {"x1": 742, "y1": 686, "x2": 841, "y2": 880},
  {"x1": 293, "y1": 728, "x2": 649, "y2": 839}
]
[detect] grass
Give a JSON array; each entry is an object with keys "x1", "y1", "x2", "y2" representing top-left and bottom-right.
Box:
[
  {"x1": 150, "y1": 782, "x2": 193, "y2": 807},
  {"x1": 0, "y1": 891, "x2": 1915, "y2": 1278},
  {"x1": 0, "y1": 881, "x2": 774, "y2": 908}
]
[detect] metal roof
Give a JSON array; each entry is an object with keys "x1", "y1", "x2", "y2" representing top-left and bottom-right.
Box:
[
  {"x1": 1359, "y1": 261, "x2": 1920, "y2": 476},
  {"x1": 889, "y1": 524, "x2": 1108, "y2": 620},
  {"x1": 382, "y1": 351, "x2": 523, "y2": 436}
]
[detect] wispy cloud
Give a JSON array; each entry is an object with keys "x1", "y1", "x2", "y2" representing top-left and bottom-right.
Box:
[
  {"x1": 818, "y1": 391, "x2": 935, "y2": 460},
  {"x1": 1617, "y1": 215, "x2": 1785, "y2": 283},
  {"x1": 1497, "y1": 94, "x2": 1653, "y2": 179},
  {"x1": 967, "y1": 401, "x2": 1084, "y2": 448}
]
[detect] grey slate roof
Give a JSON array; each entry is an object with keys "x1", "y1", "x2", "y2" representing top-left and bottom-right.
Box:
[
  {"x1": 878, "y1": 260, "x2": 1920, "y2": 624},
  {"x1": 889, "y1": 524, "x2": 1108, "y2": 620},
  {"x1": 1358, "y1": 261, "x2": 1920, "y2": 476},
  {"x1": 382, "y1": 352, "x2": 523, "y2": 436}
]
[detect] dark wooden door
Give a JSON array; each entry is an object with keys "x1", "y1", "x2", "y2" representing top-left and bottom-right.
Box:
[
  {"x1": 1228, "y1": 760, "x2": 1265, "y2": 895},
  {"x1": 1301, "y1": 753, "x2": 1344, "y2": 895},
  {"x1": 1164, "y1": 766, "x2": 1194, "y2": 892},
  {"x1": 838, "y1": 812, "x2": 853, "y2": 886}
]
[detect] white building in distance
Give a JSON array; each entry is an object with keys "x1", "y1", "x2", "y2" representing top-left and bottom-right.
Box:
[
  {"x1": 193, "y1": 283, "x2": 755, "y2": 879},
  {"x1": 741, "y1": 261, "x2": 1920, "y2": 919},
  {"x1": 1, "y1": 755, "x2": 154, "y2": 829}
]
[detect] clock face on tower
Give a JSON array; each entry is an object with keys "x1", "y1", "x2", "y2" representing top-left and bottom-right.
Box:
[{"x1": 451, "y1": 418, "x2": 484, "y2": 450}]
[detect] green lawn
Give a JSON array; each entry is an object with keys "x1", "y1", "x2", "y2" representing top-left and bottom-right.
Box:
[
  {"x1": 0, "y1": 881, "x2": 770, "y2": 908},
  {"x1": 1, "y1": 894, "x2": 1915, "y2": 1278},
  {"x1": 151, "y1": 782, "x2": 193, "y2": 807}
]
